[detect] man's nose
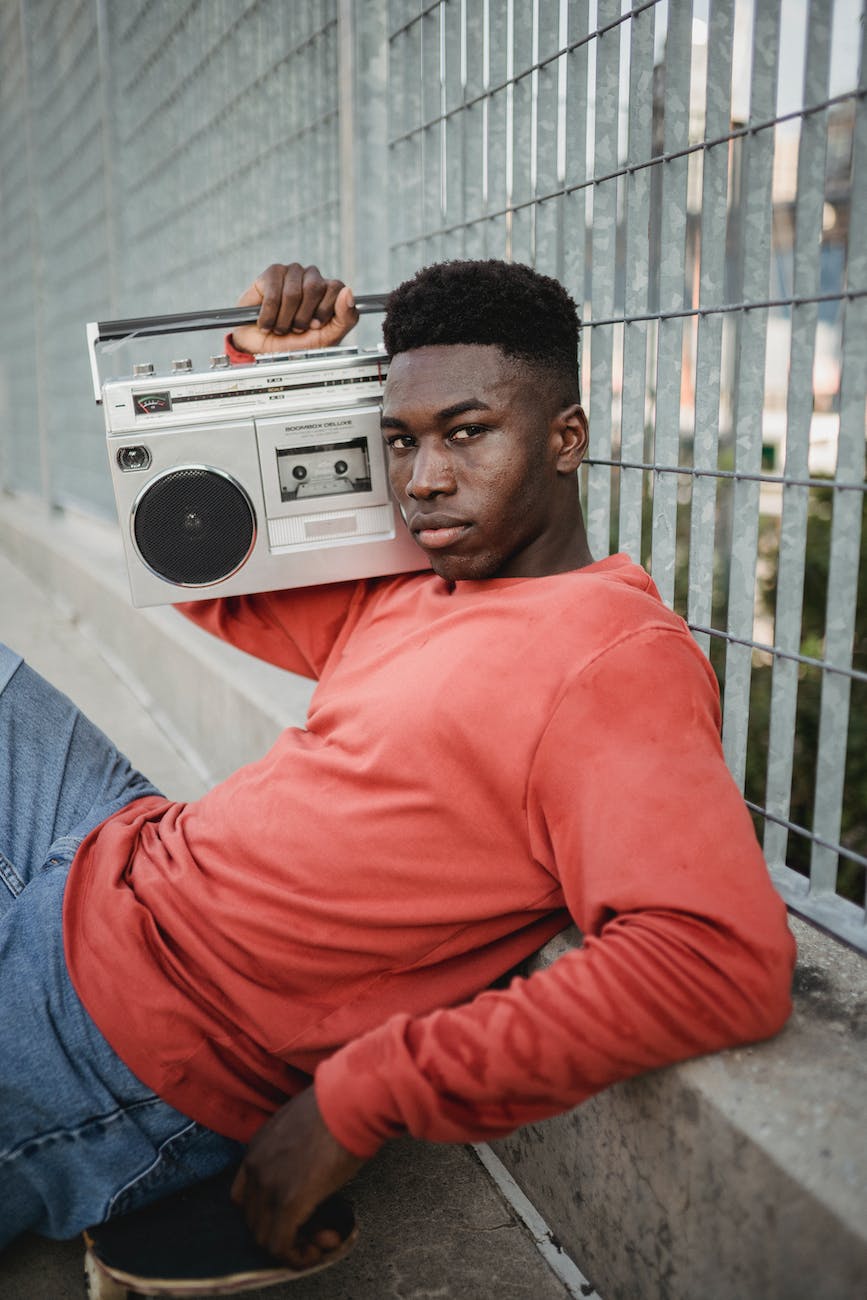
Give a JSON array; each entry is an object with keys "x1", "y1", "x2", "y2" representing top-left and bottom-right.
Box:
[{"x1": 406, "y1": 444, "x2": 456, "y2": 499}]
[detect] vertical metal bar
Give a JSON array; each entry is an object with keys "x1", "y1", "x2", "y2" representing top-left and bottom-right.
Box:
[
  {"x1": 338, "y1": 0, "x2": 358, "y2": 283},
  {"x1": 406, "y1": 2, "x2": 426, "y2": 270},
  {"x1": 649, "y1": 0, "x2": 693, "y2": 605},
  {"x1": 288, "y1": 4, "x2": 304, "y2": 261},
  {"x1": 534, "y1": 0, "x2": 562, "y2": 277},
  {"x1": 721, "y1": 0, "x2": 781, "y2": 787},
  {"x1": 386, "y1": 0, "x2": 402, "y2": 271},
  {"x1": 310, "y1": 5, "x2": 326, "y2": 264},
  {"x1": 443, "y1": 0, "x2": 465, "y2": 251},
  {"x1": 763, "y1": 0, "x2": 833, "y2": 871},
  {"x1": 111, "y1": 4, "x2": 134, "y2": 306},
  {"x1": 46, "y1": 0, "x2": 115, "y2": 512},
  {"x1": 0, "y1": 0, "x2": 40, "y2": 495},
  {"x1": 324, "y1": 5, "x2": 342, "y2": 272},
  {"x1": 391, "y1": 2, "x2": 424, "y2": 281},
  {"x1": 343, "y1": 0, "x2": 389, "y2": 292},
  {"x1": 511, "y1": 0, "x2": 535, "y2": 263},
  {"x1": 17, "y1": 0, "x2": 50, "y2": 504},
  {"x1": 321, "y1": 6, "x2": 338, "y2": 272},
  {"x1": 585, "y1": 0, "x2": 622, "y2": 560},
  {"x1": 810, "y1": 7, "x2": 867, "y2": 895},
  {"x1": 463, "y1": 0, "x2": 486, "y2": 258},
  {"x1": 95, "y1": 0, "x2": 120, "y2": 314},
  {"x1": 618, "y1": 1, "x2": 657, "y2": 563},
  {"x1": 421, "y1": 2, "x2": 443, "y2": 264},
  {"x1": 386, "y1": 1, "x2": 404, "y2": 260},
  {"x1": 686, "y1": 0, "x2": 735, "y2": 652},
  {"x1": 562, "y1": 0, "x2": 590, "y2": 359},
  {"x1": 486, "y1": 0, "x2": 510, "y2": 258}
]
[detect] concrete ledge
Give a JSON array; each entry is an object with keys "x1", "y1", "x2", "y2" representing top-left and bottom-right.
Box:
[
  {"x1": 2, "y1": 493, "x2": 865, "y2": 1299},
  {"x1": 497, "y1": 919, "x2": 867, "y2": 1299}
]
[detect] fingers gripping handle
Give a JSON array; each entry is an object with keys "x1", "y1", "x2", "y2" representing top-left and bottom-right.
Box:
[
  {"x1": 93, "y1": 296, "x2": 389, "y2": 342},
  {"x1": 86, "y1": 295, "x2": 389, "y2": 403}
]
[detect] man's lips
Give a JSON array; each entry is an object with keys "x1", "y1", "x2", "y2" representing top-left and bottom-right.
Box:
[{"x1": 408, "y1": 516, "x2": 472, "y2": 550}]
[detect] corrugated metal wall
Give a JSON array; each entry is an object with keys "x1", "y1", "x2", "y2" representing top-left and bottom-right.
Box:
[
  {"x1": 1, "y1": 0, "x2": 865, "y2": 948},
  {"x1": 0, "y1": 0, "x2": 346, "y2": 511}
]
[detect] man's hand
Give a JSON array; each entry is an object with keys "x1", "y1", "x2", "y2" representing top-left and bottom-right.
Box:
[
  {"x1": 231, "y1": 263, "x2": 358, "y2": 356},
  {"x1": 231, "y1": 1086, "x2": 366, "y2": 1266}
]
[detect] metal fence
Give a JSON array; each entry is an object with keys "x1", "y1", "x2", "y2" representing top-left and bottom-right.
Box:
[
  {"x1": 0, "y1": 0, "x2": 865, "y2": 950},
  {"x1": 387, "y1": 0, "x2": 867, "y2": 949}
]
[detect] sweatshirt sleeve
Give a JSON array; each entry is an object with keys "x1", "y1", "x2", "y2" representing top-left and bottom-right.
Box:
[
  {"x1": 314, "y1": 627, "x2": 796, "y2": 1156},
  {"x1": 175, "y1": 582, "x2": 365, "y2": 679}
]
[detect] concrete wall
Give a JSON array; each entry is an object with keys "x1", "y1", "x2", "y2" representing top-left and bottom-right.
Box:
[
  {"x1": 495, "y1": 920, "x2": 867, "y2": 1300},
  {"x1": 1, "y1": 492, "x2": 865, "y2": 1300}
]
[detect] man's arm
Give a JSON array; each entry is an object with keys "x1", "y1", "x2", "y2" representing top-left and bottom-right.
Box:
[
  {"x1": 176, "y1": 261, "x2": 365, "y2": 673},
  {"x1": 175, "y1": 580, "x2": 367, "y2": 679},
  {"x1": 312, "y1": 628, "x2": 794, "y2": 1152}
]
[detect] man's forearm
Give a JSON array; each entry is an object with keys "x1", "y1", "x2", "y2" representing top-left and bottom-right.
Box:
[{"x1": 314, "y1": 906, "x2": 793, "y2": 1154}]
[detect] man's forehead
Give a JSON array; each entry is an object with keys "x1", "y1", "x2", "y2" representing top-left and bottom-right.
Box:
[{"x1": 382, "y1": 343, "x2": 524, "y2": 411}]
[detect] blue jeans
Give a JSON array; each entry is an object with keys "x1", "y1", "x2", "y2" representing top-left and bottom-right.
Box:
[{"x1": 0, "y1": 644, "x2": 243, "y2": 1246}]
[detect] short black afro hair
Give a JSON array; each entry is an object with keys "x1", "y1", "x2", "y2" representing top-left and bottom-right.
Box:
[{"x1": 382, "y1": 259, "x2": 581, "y2": 399}]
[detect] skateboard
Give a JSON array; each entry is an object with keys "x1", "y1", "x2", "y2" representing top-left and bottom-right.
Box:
[{"x1": 83, "y1": 1168, "x2": 358, "y2": 1297}]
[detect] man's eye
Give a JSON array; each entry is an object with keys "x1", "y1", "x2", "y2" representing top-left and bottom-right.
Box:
[
  {"x1": 385, "y1": 434, "x2": 415, "y2": 450},
  {"x1": 449, "y1": 425, "x2": 486, "y2": 441}
]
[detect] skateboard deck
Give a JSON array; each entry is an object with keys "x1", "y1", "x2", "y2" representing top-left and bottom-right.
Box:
[{"x1": 83, "y1": 1168, "x2": 358, "y2": 1297}]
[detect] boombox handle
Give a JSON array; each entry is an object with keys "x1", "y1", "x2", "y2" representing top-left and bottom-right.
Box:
[{"x1": 86, "y1": 294, "x2": 389, "y2": 404}]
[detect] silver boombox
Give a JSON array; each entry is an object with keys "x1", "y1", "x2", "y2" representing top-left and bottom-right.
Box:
[{"x1": 86, "y1": 300, "x2": 427, "y2": 608}]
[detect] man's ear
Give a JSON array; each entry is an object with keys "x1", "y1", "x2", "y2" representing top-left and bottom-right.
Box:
[{"x1": 552, "y1": 404, "x2": 589, "y2": 472}]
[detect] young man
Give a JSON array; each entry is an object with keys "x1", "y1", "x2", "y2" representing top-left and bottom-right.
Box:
[{"x1": 0, "y1": 260, "x2": 794, "y2": 1265}]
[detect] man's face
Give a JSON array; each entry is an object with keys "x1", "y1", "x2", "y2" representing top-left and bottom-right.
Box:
[{"x1": 381, "y1": 344, "x2": 586, "y2": 581}]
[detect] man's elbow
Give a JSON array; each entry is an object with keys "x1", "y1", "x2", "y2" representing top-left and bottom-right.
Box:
[{"x1": 726, "y1": 918, "x2": 797, "y2": 1046}]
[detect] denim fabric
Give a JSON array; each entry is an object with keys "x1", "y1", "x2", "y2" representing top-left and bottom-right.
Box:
[{"x1": 0, "y1": 645, "x2": 243, "y2": 1245}]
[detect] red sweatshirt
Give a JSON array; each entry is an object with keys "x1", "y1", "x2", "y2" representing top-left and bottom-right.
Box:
[{"x1": 63, "y1": 556, "x2": 794, "y2": 1155}]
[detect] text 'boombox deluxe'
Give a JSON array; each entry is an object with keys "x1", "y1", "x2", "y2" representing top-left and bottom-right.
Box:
[{"x1": 86, "y1": 301, "x2": 427, "y2": 608}]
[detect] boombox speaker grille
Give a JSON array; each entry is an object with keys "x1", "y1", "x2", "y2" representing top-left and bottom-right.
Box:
[{"x1": 133, "y1": 467, "x2": 255, "y2": 586}]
